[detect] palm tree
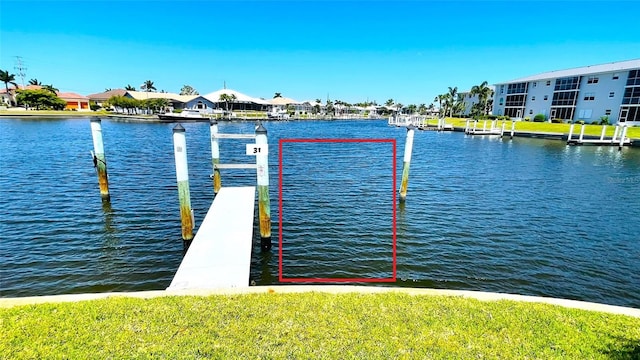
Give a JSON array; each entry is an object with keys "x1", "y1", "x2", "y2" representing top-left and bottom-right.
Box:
[
  {"x1": 141, "y1": 80, "x2": 156, "y2": 92},
  {"x1": 180, "y1": 85, "x2": 198, "y2": 95},
  {"x1": 447, "y1": 86, "x2": 458, "y2": 117},
  {"x1": 434, "y1": 94, "x2": 446, "y2": 118},
  {"x1": 274, "y1": 92, "x2": 282, "y2": 98},
  {"x1": 124, "y1": 84, "x2": 136, "y2": 91},
  {"x1": 29, "y1": 78, "x2": 42, "y2": 86},
  {"x1": 104, "y1": 88, "x2": 112, "y2": 92},
  {"x1": 407, "y1": 104, "x2": 418, "y2": 115},
  {"x1": 42, "y1": 84, "x2": 58, "y2": 94},
  {"x1": 0, "y1": 69, "x2": 18, "y2": 106},
  {"x1": 418, "y1": 103, "x2": 427, "y2": 115},
  {"x1": 470, "y1": 81, "x2": 494, "y2": 116},
  {"x1": 385, "y1": 98, "x2": 394, "y2": 107},
  {"x1": 219, "y1": 93, "x2": 237, "y2": 117}
]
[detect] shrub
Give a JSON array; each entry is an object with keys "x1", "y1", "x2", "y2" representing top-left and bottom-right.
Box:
[
  {"x1": 90, "y1": 104, "x2": 101, "y2": 111},
  {"x1": 533, "y1": 113, "x2": 546, "y2": 122},
  {"x1": 523, "y1": 117, "x2": 531, "y2": 122},
  {"x1": 574, "y1": 120, "x2": 585, "y2": 125},
  {"x1": 551, "y1": 118, "x2": 563, "y2": 123},
  {"x1": 599, "y1": 115, "x2": 610, "y2": 125}
]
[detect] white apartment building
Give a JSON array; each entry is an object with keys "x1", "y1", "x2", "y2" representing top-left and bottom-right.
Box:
[{"x1": 492, "y1": 59, "x2": 640, "y2": 125}]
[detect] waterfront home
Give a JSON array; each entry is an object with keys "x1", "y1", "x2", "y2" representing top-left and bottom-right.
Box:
[
  {"x1": 57, "y1": 92, "x2": 90, "y2": 111},
  {"x1": 493, "y1": 58, "x2": 640, "y2": 125},
  {"x1": 124, "y1": 91, "x2": 196, "y2": 111},
  {"x1": 184, "y1": 88, "x2": 270, "y2": 114},
  {"x1": 87, "y1": 89, "x2": 127, "y2": 108}
]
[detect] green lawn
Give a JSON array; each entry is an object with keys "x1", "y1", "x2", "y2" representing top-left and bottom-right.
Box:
[
  {"x1": 1, "y1": 292, "x2": 638, "y2": 359},
  {"x1": 446, "y1": 118, "x2": 640, "y2": 139}
]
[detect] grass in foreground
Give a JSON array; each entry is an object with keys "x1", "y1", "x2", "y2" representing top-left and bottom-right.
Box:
[{"x1": 1, "y1": 292, "x2": 639, "y2": 359}]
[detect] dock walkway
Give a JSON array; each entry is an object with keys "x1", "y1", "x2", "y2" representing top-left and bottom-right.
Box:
[{"x1": 167, "y1": 186, "x2": 256, "y2": 290}]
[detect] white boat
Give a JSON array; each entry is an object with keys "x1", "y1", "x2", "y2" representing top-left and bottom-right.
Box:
[
  {"x1": 157, "y1": 109, "x2": 205, "y2": 122},
  {"x1": 267, "y1": 107, "x2": 290, "y2": 120}
]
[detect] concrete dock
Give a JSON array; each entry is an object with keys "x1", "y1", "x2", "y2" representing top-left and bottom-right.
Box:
[{"x1": 167, "y1": 186, "x2": 256, "y2": 290}]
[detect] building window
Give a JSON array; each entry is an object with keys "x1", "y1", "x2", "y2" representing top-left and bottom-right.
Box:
[
  {"x1": 587, "y1": 76, "x2": 599, "y2": 84},
  {"x1": 583, "y1": 92, "x2": 595, "y2": 101},
  {"x1": 533, "y1": 82, "x2": 537, "y2": 88},
  {"x1": 613, "y1": 73, "x2": 619, "y2": 80},
  {"x1": 507, "y1": 82, "x2": 527, "y2": 94},
  {"x1": 546, "y1": 80, "x2": 551, "y2": 86},
  {"x1": 499, "y1": 97, "x2": 503, "y2": 106},
  {"x1": 500, "y1": 85, "x2": 504, "y2": 94},
  {"x1": 555, "y1": 76, "x2": 580, "y2": 91},
  {"x1": 544, "y1": 95, "x2": 548, "y2": 101},
  {"x1": 532, "y1": 96, "x2": 535, "y2": 101},
  {"x1": 529, "y1": 109, "x2": 533, "y2": 115},
  {"x1": 609, "y1": 92, "x2": 615, "y2": 98},
  {"x1": 605, "y1": 109, "x2": 612, "y2": 115}
]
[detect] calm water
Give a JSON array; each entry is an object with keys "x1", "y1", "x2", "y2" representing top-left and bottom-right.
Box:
[{"x1": 1, "y1": 118, "x2": 639, "y2": 308}]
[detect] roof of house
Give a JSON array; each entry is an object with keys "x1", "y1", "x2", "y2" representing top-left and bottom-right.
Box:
[
  {"x1": 57, "y1": 92, "x2": 89, "y2": 100},
  {"x1": 125, "y1": 91, "x2": 196, "y2": 103},
  {"x1": 87, "y1": 89, "x2": 127, "y2": 100},
  {"x1": 202, "y1": 89, "x2": 270, "y2": 105},
  {"x1": 0, "y1": 85, "x2": 43, "y2": 94},
  {"x1": 269, "y1": 96, "x2": 300, "y2": 105},
  {"x1": 498, "y1": 58, "x2": 640, "y2": 84}
]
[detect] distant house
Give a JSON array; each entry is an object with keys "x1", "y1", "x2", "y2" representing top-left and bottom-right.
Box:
[
  {"x1": 87, "y1": 89, "x2": 127, "y2": 107},
  {"x1": 57, "y1": 92, "x2": 90, "y2": 111},
  {"x1": 124, "y1": 91, "x2": 196, "y2": 111},
  {"x1": 184, "y1": 95, "x2": 219, "y2": 113},
  {"x1": 198, "y1": 89, "x2": 270, "y2": 112},
  {"x1": 0, "y1": 85, "x2": 43, "y2": 106}
]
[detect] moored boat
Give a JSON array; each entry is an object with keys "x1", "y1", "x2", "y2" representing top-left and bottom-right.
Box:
[{"x1": 157, "y1": 109, "x2": 206, "y2": 122}]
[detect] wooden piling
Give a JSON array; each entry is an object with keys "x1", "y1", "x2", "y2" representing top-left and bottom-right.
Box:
[
  {"x1": 510, "y1": 121, "x2": 516, "y2": 139},
  {"x1": 209, "y1": 119, "x2": 221, "y2": 194},
  {"x1": 500, "y1": 121, "x2": 506, "y2": 137},
  {"x1": 399, "y1": 125, "x2": 415, "y2": 203},
  {"x1": 482, "y1": 120, "x2": 487, "y2": 132},
  {"x1": 465, "y1": 119, "x2": 470, "y2": 134},
  {"x1": 473, "y1": 120, "x2": 478, "y2": 134},
  {"x1": 172, "y1": 124, "x2": 194, "y2": 241},
  {"x1": 255, "y1": 123, "x2": 272, "y2": 250},
  {"x1": 90, "y1": 117, "x2": 110, "y2": 201},
  {"x1": 600, "y1": 125, "x2": 607, "y2": 141},
  {"x1": 579, "y1": 123, "x2": 585, "y2": 144}
]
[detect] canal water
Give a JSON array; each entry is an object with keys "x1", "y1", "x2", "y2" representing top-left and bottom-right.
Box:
[{"x1": 1, "y1": 118, "x2": 639, "y2": 308}]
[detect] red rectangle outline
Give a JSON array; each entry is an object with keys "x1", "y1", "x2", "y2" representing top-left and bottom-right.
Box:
[{"x1": 278, "y1": 138, "x2": 397, "y2": 283}]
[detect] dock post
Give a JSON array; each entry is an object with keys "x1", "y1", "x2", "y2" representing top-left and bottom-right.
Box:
[
  {"x1": 492, "y1": 120, "x2": 497, "y2": 131},
  {"x1": 510, "y1": 121, "x2": 515, "y2": 139},
  {"x1": 567, "y1": 123, "x2": 574, "y2": 143},
  {"x1": 209, "y1": 119, "x2": 222, "y2": 194},
  {"x1": 612, "y1": 125, "x2": 620, "y2": 144},
  {"x1": 482, "y1": 120, "x2": 487, "y2": 132},
  {"x1": 255, "y1": 123, "x2": 272, "y2": 250},
  {"x1": 578, "y1": 123, "x2": 585, "y2": 144},
  {"x1": 399, "y1": 125, "x2": 415, "y2": 203},
  {"x1": 465, "y1": 119, "x2": 470, "y2": 134},
  {"x1": 600, "y1": 125, "x2": 607, "y2": 141},
  {"x1": 172, "y1": 124, "x2": 194, "y2": 241},
  {"x1": 500, "y1": 121, "x2": 506, "y2": 137},
  {"x1": 90, "y1": 117, "x2": 110, "y2": 202},
  {"x1": 473, "y1": 120, "x2": 478, "y2": 134},
  {"x1": 619, "y1": 125, "x2": 628, "y2": 151}
]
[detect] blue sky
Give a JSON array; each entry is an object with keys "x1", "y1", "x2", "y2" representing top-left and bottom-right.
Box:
[{"x1": 1, "y1": 0, "x2": 639, "y2": 105}]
